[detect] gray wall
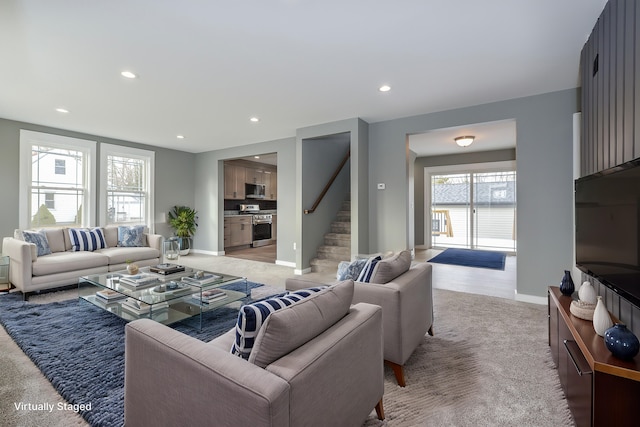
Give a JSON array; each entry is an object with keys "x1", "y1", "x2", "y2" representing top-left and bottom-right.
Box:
[
  {"x1": 193, "y1": 137, "x2": 296, "y2": 263},
  {"x1": 368, "y1": 89, "x2": 579, "y2": 299},
  {"x1": 0, "y1": 117, "x2": 195, "y2": 240},
  {"x1": 414, "y1": 148, "x2": 517, "y2": 246}
]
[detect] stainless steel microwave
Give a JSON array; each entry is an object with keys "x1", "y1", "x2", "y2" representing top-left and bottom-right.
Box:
[{"x1": 245, "y1": 183, "x2": 265, "y2": 199}]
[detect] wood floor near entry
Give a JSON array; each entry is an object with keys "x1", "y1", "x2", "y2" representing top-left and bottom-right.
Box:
[{"x1": 225, "y1": 244, "x2": 277, "y2": 264}]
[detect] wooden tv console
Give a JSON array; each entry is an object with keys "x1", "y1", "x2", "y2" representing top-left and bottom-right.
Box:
[{"x1": 548, "y1": 286, "x2": 640, "y2": 426}]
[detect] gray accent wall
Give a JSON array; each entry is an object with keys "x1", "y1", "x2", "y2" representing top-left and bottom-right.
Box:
[
  {"x1": 0, "y1": 117, "x2": 195, "y2": 241},
  {"x1": 368, "y1": 89, "x2": 579, "y2": 299}
]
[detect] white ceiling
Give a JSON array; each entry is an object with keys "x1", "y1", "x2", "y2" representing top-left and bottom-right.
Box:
[
  {"x1": 409, "y1": 119, "x2": 517, "y2": 157},
  {"x1": 0, "y1": 0, "x2": 607, "y2": 154}
]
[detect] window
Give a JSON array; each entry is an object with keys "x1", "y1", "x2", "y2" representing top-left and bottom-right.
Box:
[
  {"x1": 100, "y1": 144, "x2": 154, "y2": 231},
  {"x1": 45, "y1": 193, "x2": 55, "y2": 209},
  {"x1": 19, "y1": 130, "x2": 96, "y2": 229},
  {"x1": 54, "y1": 159, "x2": 66, "y2": 175}
]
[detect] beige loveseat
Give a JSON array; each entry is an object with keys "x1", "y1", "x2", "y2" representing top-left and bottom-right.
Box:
[
  {"x1": 124, "y1": 280, "x2": 385, "y2": 427},
  {"x1": 286, "y1": 250, "x2": 433, "y2": 387},
  {"x1": 2, "y1": 226, "x2": 162, "y2": 298}
]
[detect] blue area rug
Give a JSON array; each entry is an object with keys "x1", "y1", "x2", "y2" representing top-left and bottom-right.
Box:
[
  {"x1": 428, "y1": 248, "x2": 507, "y2": 270},
  {"x1": 0, "y1": 281, "x2": 268, "y2": 427}
]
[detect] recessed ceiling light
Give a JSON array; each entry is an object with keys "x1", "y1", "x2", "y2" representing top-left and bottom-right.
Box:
[
  {"x1": 250, "y1": 117, "x2": 259, "y2": 122},
  {"x1": 177, "y1": 135, "x2": 185, "y2": 139},
  {"x1": 121, "y1": 71, "x2": 137, "y2": 79},
  {"x1": 379, "y1": 85, "x2": 391, "y2": 92},
  {"x1": 55, "y1": 108, "x2": 69, "y2": 113},
  {"x1": 254, "y1": 155, "x2": 260, "y2": 159}
]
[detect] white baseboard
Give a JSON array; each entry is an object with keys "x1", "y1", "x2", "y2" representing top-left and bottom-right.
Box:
[
  {"x1": 294, "y1": 268, "x2": 312, "y2": 275},
  {"x1": 515, "y1": 291, "x2": 547, "y2": 305},
  {"x1": 190, "y1": 249, "x2": 224, "y2": 256},
  {"x1": 276, "y1": 260, "x2": 296, "y2": 268}
]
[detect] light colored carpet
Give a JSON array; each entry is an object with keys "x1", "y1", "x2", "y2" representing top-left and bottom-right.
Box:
[{"x1": 0, "y1": 255, "x2": 573, "y2": 426}]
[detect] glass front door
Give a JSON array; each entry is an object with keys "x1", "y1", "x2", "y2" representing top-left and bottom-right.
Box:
[{"x1": 431, "y1": 170, "x2": 516, "y2": 252}]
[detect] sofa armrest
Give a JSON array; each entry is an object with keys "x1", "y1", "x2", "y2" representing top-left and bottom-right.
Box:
[
  {"x1": 352, "y1": 263, "x2": 433, "y2": 365},
  {"x1": 146, "y1": 233, "x2": 163, "y2": 251},
  {"x1": 267, "y1": 303, "x2": 383, "y2": 427},
  {"x1": 2, "y1": 237, "x2": 35, "y2": 292},
  {"x1": 125, "y1": 319, "x2": 290, "y2": 427}
]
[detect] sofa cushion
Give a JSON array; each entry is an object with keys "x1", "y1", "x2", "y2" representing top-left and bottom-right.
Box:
[
  {"x1": 69, "y1": 228, "x2": 108, "y2": 251},
  {"x1": 41, "y1": 228, "x2": 66, "y2": 253},
  {"x1": 32, "y1": 251, "x2": 109, "y2": 276},
  {"x1": 96, "y1": 247, "x2": 160, "y2": 265},
  {"x1": 369, "y1": 250, "x2": 412, "y2": 284},
  {"x1": 357, "y1": 256, "x2": 382, "y2": 283},
  {"x1": 248, "y1": 280, "x2": 354, "y2": 368},
  {"x1": 118, "y1": 226, "x2": 146, "y2": 247},
  {"x1": 230, "y1": 288, "x2": 325, "y2": 360},
  {"x1": 103, "y1": 226, "x2": 119, "y2": 248},
  {"x1": 21, "y1": 230, "x2": 52, "y2": 257}
]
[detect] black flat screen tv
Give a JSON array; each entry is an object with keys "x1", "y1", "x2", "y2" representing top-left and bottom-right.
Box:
[{"x1": 575, "y1": 158, "x2": 640, "y2": 308}]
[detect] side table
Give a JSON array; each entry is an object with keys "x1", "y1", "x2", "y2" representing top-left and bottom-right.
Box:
[{"x1": 0, "y1": 254, "x2": 10, "y2": 292}]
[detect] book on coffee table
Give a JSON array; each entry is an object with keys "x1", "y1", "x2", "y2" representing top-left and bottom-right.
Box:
[
  {"x1": 149, "y1": 263, "x2": 186, "y2": 275},
  {"x1": 95, "y1": 289, "x2": 126, "y2": 301},
  {"x1": 119, "y1": 274, "x2": 158, "y2": 288},
  {"x1": 121, "y1": 298, "x2": 168, "y2": 315},
  {"x1": 182, "y1": 273, "x2": 222, "y2": 286},
  {"x1": 191, "y1": 289, "x2": 227, "y2": 304}
]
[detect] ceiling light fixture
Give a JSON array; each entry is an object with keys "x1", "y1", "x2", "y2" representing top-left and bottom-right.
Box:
[
  {"x1": 177, "y1": 135, "x2": 185, "y2": 139},
  {"x1": 121, "y1": 71, "x2": 137, "y2": 79},
  {"x1": 379, "y1": 85, "x2": 391, "y2": 92},
  {"x1": 55, "y1": 108, "x2": 69, "y2": 113},
  {"x1": 455, "y1": 136, "x2": 475, "y2": 147},
  {"x1": 250, "y1": 117, "x2": 259, "y2": 122}
]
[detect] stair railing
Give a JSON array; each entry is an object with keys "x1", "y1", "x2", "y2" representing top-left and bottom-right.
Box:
[{"x1": 304, "y1": 150, "x2": 350, "y2": 215}]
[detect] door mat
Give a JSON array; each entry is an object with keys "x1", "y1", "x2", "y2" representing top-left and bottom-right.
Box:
[{"x1": 427, "y1": 248, "x2": 506, "y2": 270}]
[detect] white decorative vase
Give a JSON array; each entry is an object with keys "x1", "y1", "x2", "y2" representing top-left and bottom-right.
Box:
[
  {"x1": 593, "y1": 296, "x2": 613, "y2": 337},
  {"x1": 578, "y1": 281, "x2": 597, "y2": 304},
  {"x1": 127, "y1": 263, "x2": 139, "y2": 275}
]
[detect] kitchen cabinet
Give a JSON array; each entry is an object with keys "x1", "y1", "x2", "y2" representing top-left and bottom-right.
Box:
[
  {"x1": 264, "y1": 171, "x2": 277, "y2": 200},
  {"x1": 224, "y1": 216, "x2": 252, "y2": 248},
  {"x1": 224, "y1": 164, "x2": 246, "y2": 200},
  {"x1": 246, "y1": 167, "x2": 266, "y2": 185}
]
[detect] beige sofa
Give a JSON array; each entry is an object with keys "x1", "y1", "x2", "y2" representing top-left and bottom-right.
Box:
[
  {"x1": 124, "y1": 280, "x2": 385, "y2": 427},
  {"x1": 2, "y1": 226, "x2": 162, "y2": 298},
  {"x1": 286, "y1": 251, "x2": 433, "y2": 387}
]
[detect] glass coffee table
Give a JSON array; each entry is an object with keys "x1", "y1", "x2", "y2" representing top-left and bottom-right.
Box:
[{"x1": 78, "y1": 266, "x2": 248, "y2": 330}]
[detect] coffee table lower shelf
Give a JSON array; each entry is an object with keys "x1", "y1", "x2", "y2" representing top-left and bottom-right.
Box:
[{"x1": 80, "y1": 289, "x2": 246, "y2": 327}]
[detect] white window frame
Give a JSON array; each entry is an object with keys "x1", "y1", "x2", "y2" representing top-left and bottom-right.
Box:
[
  {"x1": 19, "y1": 130, "x2": 97, "y2": 229},
  {"x1": 99, "y1": 143, "x2": 155, "y2": 233}
]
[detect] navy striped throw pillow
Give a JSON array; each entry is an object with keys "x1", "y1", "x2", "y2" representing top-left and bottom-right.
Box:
[
  {"x1": 69, "y1": 228, "x2": 108, "y2": 252},
  {"x1": 230, "y1": 286, "x2": 327, "y2": 360}
]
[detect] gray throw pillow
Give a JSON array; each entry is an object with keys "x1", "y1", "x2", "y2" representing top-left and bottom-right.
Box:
[
  {"x1": 248, "y1": 280, "x2": 354, "y2": 368},
  {"x1": 369, "y1": 250, "x2": 412, "y2": 284}
]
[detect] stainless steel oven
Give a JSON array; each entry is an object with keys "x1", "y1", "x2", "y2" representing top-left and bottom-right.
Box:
[
  {"x1": 252, "y1": 214, "x2": 272, "y2": 247},
  {"x1": 239, "y1": 204, "x2": 273, "y2": 247}
]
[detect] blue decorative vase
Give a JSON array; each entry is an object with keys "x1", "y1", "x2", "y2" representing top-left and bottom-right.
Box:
[
  {"x1": 604, "y1": 323, "x2": 640, "y2": 361},
  {"x1": 560, "y1": 270, "x2": 575, "y2": 296}
]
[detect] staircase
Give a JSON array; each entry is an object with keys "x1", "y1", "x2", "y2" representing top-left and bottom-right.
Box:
[{"x1": 310, "y1": 200, "x2": 351, "y2": 273}]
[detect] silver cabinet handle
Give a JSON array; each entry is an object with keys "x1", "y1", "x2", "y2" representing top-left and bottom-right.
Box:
[{"x1": 563, "y1": 339, "x2": 593, "y2": 376}]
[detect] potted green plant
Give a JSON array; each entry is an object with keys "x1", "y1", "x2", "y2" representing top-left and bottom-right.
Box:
[{"x1": 168, "y1": 205, "x2": 198, "y2": 255}]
